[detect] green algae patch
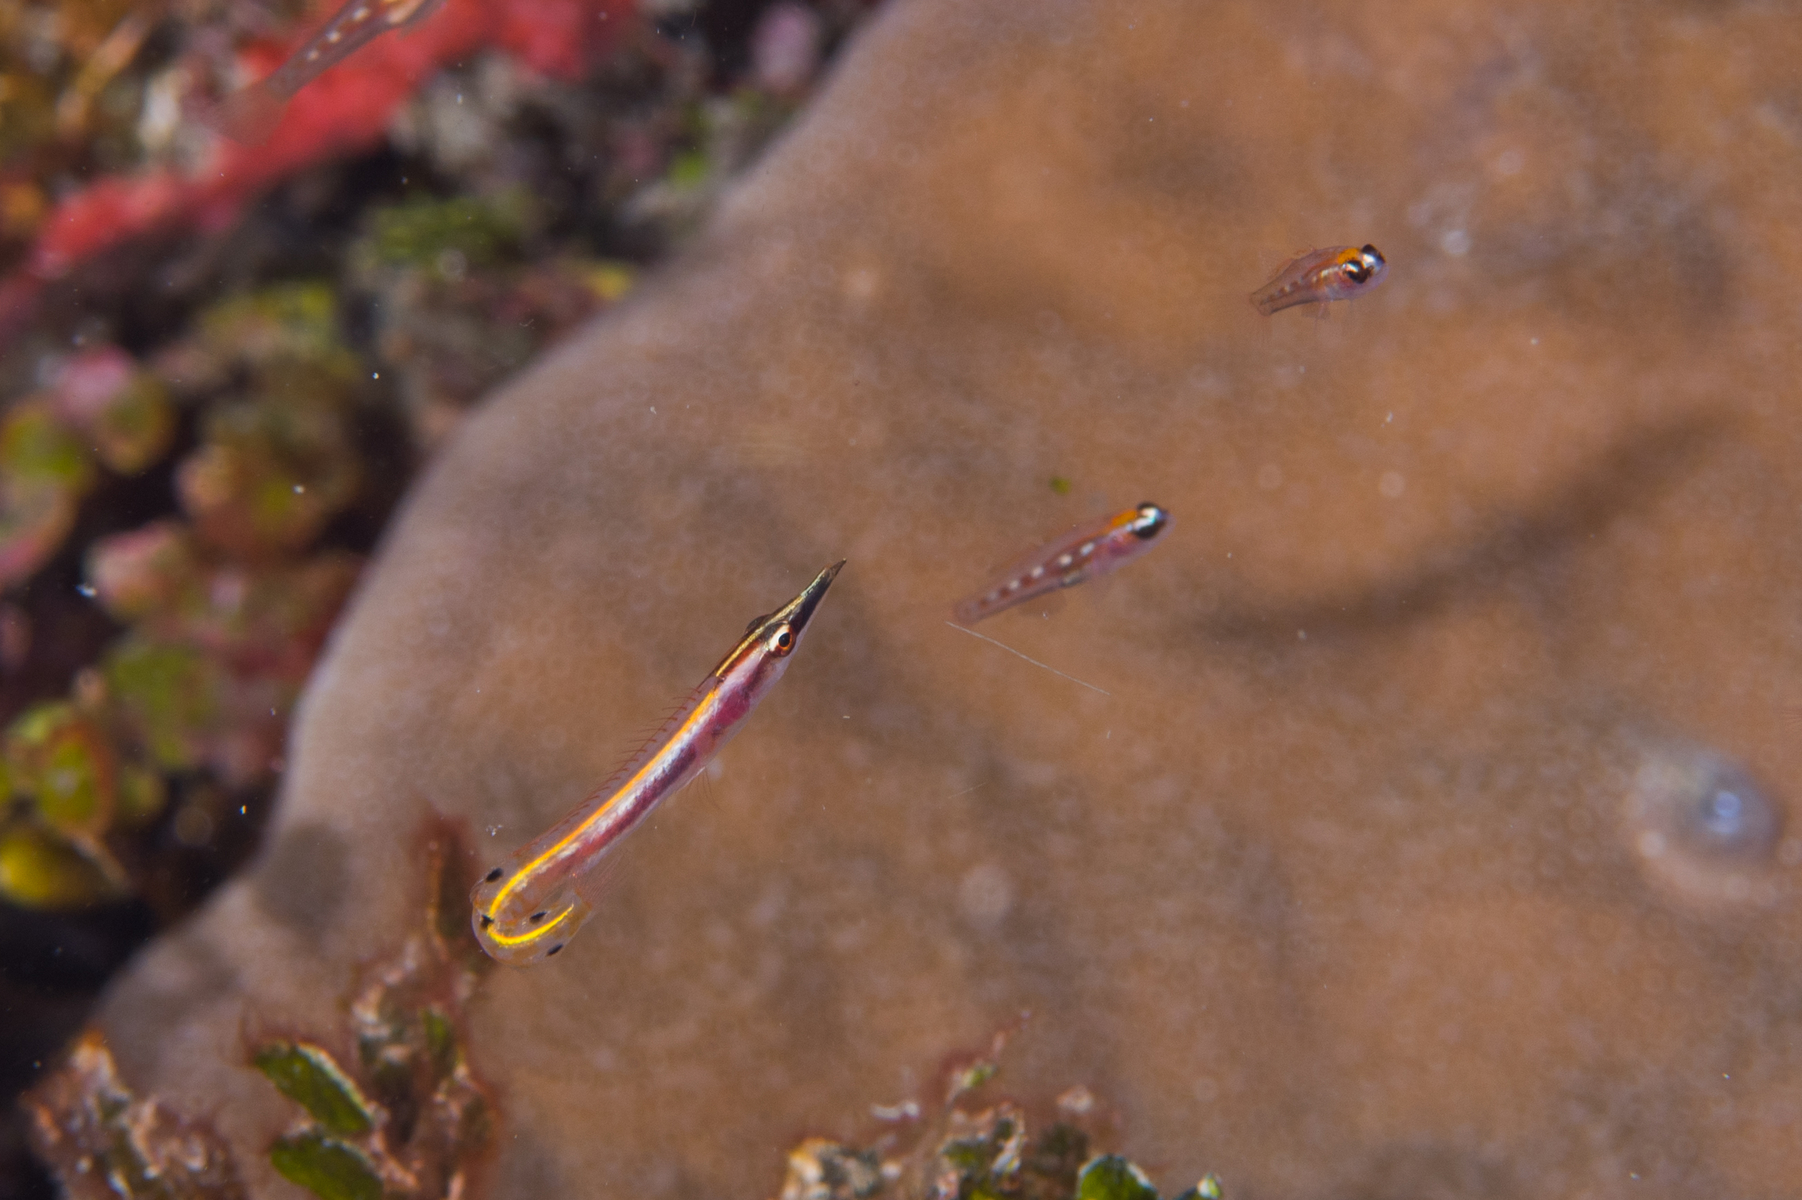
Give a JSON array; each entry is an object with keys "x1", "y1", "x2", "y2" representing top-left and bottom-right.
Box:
[
  {"x1": 251, "y1": 819, "x2": 495, "y2": 1200},
  {"x1": 88, "y1": 371, "x2": 176, "y2": 475},
  {"x1": 420, "y1": 1006, "x2": 460, "y2": 1084},
  {"x1": 774, "y1": 1026, "x2": 1227, "y2": 1200},
  {"x1": 0, "y1": 822, "x2": 119, "y2": 910},
  {"x1": 8, "y1": 702, "x2": 117, "y2": 836},
  {"x1": 25, "y1": 821, "x2": 500, "y2": 1200},
  {"x1": 252, "y1": 1043, "x2": 377, "y2": 1137},
  {"x1": 104, "y1": 638, "x2": 221, "y2": 772},
  {"x1": 779, "y1": 1122, "x2": 1226, "y2": 1200},
  {"x1": 0, "y1": 699, "x2": 146, "y2": 910},
  {"x1": 269, "y1": 1132, "x2": 384, "y2": 1200},
  {"x1": 1, "y1": 401, "x2": 94, "y2": 489},
  {"x1": 365, "y1": 191, "x2": 532, "y2": 271},
  {"x1": 195, "y1": 283, "x2": 361, "y2": 393},
  {"x1": 951, "y1": 1058, "x2": 998, "y2": 1096},
  {"x1": 1077, "y1": 1156, "x2": 1160, "y2": 1200},
  {"x1": 0, "y1": 278, "x2": 372, "y2": 917}
]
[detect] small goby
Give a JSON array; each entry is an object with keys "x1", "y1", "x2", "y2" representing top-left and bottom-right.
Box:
[
  {"x1": 1250, "y1": 244, "x2": 1388, "y2": 316},
  {"x1": 954, "y1": 503, "x2": 1169, "y2": 625}
]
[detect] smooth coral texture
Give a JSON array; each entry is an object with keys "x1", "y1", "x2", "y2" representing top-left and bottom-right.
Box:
[{"x1": 96, "y1": 1, "x2": 1802, "y2": 1197}]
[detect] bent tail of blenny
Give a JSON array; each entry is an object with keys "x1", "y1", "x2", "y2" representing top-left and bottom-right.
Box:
[{"x1": 471, "y1": 882, "x2": 593, "y2": 966}]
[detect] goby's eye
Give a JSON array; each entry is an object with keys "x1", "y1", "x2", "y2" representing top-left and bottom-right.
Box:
[
  {"x1": 1131, "y1": 503, "x2": 1168, "y2": 540},
  {"x1": 1342, "y1": 260, "x2": 1370, "y2": 283},
  {"x1": 768, "y1": 624, "x2": 796, "y2": 656}
]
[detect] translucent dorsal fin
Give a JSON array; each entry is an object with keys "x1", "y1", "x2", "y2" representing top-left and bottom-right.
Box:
[
  {"x1": 564, "y1": 678, "x2": 724, "y2": 905},
  {"x1": 512, "y1": 678, "x2": 711, "y2": 847},
  {"x1": 590, "y1": 678, "x2": 721, "y2": 800}
]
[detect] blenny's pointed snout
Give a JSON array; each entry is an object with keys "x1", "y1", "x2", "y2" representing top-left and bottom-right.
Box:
[{"x1": 788, "y1": 560, "x2": 845, "y2": 633}]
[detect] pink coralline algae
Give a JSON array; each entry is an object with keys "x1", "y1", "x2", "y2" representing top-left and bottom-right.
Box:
[{"x1": 0, "y1": 0, "x2": 631, "y2": 339}]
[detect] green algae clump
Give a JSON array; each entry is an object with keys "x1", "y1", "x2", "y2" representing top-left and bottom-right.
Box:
[
  {"x1": 268, "y1": 1131, "x2": 385, "y2": 1200},
  {"x1": 0, "y1": 822, "x2": 119, "y2": 909},
  {"x1": 775, "y1": 1028, "x2": 1225, "y2": 1200},
  {"x1": 251, "y1": 820, "x2": 494, "y2": 1200},
  {"x1": 252, "y1": 1043, "x2": 378, "y2": 1138}
]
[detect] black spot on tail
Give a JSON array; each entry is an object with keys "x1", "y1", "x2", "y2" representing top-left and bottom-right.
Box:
[
  {"x1": 547, "y1": 944, "x2": 565, "y2": 956},
  {"x1": 485, "y1": 867, "x2": 504, "y2": 882}
]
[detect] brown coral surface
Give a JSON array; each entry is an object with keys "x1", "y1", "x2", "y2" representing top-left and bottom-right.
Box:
[{"x1": 91, "y1": 0, "x2": 1802, "y2": 1197}]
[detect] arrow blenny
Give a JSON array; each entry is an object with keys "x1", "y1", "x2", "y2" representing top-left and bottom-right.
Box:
[
  {"x1": 1250, "y1": 245, "x2": 1388, "y2": 316},
  {"x1": 954, "y1": 503, "x2": 1169, "y2": 625},
  {"x1": 471, "y1": 561, "x2": 844, "y2": 965}
]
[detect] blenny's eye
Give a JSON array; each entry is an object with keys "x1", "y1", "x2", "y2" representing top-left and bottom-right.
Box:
[
  {"x1": 1360, "y1": 244, "x2": 1384, "y2": 263},
  {"x1": 1342, "y1": 259, "x2": 1371, "y2": 283},
  {"x1": 768, "y1": 624, "x2": 796, "y2": 656}
]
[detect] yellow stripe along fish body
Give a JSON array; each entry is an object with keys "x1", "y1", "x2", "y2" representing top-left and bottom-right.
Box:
[{"x1": 470, "y1": 561, "x2": 844, "y2": 965}]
